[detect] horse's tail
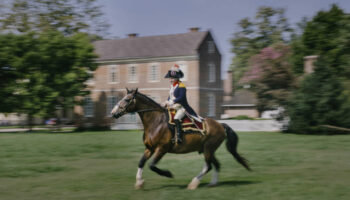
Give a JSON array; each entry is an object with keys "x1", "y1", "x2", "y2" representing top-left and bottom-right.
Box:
[{"x1": 221, "y1": 123, "x2": 251, "y2": 171}]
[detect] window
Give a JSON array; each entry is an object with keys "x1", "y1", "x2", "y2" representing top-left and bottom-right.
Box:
[
  {"x1": 148, "y1": 64, "x2": 160, "y2": 82},
  {"x1": 128, "y1": 65, "x2": 138, "y2": 83},
  {"x1": 107, "y1": 96, "x2": 118, "y2": 116},
  {"x1": 208, "y1": 93, "x2": 216, "y2": 117},
  {"x1": 109, "y1": 65, "x2": 119, "y2": 83},
  {"x1": 84, "y1": 97, "x2": 94, "y2": 117},
  {"x1": 208, "y1": 63, "x2": 216, "y2": 83},
  {"x1": 208, "y1": 41, "x2": 215, "y2": 53},
  {"x1": 86, "y1": 70, "x2": 94, "y2": 85},
  {"x1": 177, "y1": 63, "x2": 188, "y2": 81}
]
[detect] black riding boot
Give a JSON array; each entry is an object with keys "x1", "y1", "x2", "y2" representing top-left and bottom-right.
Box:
[{"x1": 174, "y1": 119, "x2": 183, "y2": 144}]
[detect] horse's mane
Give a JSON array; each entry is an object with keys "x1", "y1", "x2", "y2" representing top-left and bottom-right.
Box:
[{"x1": 136, "y1": 91, "x2": 166, "y2": 111}]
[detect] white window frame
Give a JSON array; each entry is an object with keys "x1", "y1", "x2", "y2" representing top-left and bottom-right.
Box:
[
  {"x1": 208, "y1": 62, "x2": 216, "y2": 83},
  {"x1": 106, "y1": 96, "x2": 118, "y2": 116},
  {"x1": 148, "y1": 64, "x2": 160, "y2": 82},
  {"x1": 86, "y1": 70, "x2": 95, "y2": 85},
  {"x1": 128, "y1": 65, "x2": 138, "y2": 83},
  {"x1": 207, "y1": 93, "x2": 216, "y2": 117},
  {"x1": 108, "y1": 65, "x2": 119, "y2": 83},
  {"x1": 208, "y1": 41, "x2": 215, "y2": 53},
  {"x1": 83, "y1": 97, "x2": 94, "y2": 117},
  {"x1": 176, "y1": 62, "x2": 188, "y2": 82}
]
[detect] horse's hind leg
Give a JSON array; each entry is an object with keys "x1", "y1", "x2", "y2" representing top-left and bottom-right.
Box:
[
  {"x1": 149, "y1": 148, "x2": 173, "y2": 178},
  {"x1": 208, "y1": 155, "x2": 220, "y2": 187},
  {"x1": 135, "y1": 149, "x2": 153, "y2": 189},
  {"x1": 187, "y1": 153, "x2": 213, "y2": 190}
]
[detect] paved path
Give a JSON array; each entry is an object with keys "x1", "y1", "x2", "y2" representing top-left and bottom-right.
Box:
[
  {"x1": 0, "y1": 127, "x2": 74, "y2": 133},
  {"x1": 218, "y1": 119, "x2": 285, "y2": 132}
]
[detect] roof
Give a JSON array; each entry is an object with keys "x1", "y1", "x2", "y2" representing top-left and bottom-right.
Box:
[
  {"x1": 223, "y1": 89, "x2": 257, "y2": 106},
  {"x1": 93, "y1": 31, "x2": 209, "y2": 61}
]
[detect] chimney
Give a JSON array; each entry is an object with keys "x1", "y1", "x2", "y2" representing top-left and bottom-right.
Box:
[
  {"x1": 189, "y1": 27, "x2": 200, "y2": 32},
  {"x1": 127, "y1": 33, "x2": 138, "y2": 38},
  {"x1": 304, "y1": 55, "x2": 318, "y2": 74}
]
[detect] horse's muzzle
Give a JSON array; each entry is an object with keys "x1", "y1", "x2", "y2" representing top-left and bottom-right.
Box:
[{"x1": 113, "y1": 113, "x2": 122, "y2": 119}]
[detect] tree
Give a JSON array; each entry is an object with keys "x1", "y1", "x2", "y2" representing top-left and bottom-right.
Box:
[
  {"x1": 287, "y1": 5, "x2": 350, "y2": 133},
  {"x1": 240, "y1": 44, "x2": 295, "y2": 116},
  {"x1": 0, "y1": 33, "x2": 33, "y2": 113},
  {"x1": 0, "y1": 0, "x2": 109, "y2": 37},
  {"x1": 231, "y1": 6, "x2": 292, "y2": 87},
  {"x1": 288, "y1": 59, "x2": 350, "y2": 133},
  {"x1": 0, "y1": 31, "x2": 97, "y2": 125},
  {"x1": 295, "y1": 4, "x2": 349, "y2": 77}
]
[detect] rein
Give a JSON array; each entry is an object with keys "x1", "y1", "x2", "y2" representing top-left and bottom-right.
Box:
[
  {"x1": 135, "y1": 108, "x2": 165, "y2": 113},
  {"x1": 113, "y1": 93, "x2": 165, "y2": 119}
]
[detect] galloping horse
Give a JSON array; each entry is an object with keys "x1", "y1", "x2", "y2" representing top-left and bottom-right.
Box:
[{"x1": 111, "y1": 88, "x2": 251, "y2": 190}]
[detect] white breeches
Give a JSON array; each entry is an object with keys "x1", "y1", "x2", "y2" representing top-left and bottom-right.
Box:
[{"x1": 172, "y1": 103, "x2": 186, "y2": 120}]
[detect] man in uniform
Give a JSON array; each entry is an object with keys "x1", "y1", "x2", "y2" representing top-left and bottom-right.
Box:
[{"x1": 164, "y1": 64, "x2": 198, "y2": 143}]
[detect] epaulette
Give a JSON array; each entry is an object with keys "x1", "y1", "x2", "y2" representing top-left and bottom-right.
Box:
[{"x1": 179, "y1": 82, "x2": 186, "y2": 88}]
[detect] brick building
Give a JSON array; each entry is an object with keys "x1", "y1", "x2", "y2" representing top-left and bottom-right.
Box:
[{"x1": 75, "y1": 28, "x2": 222, "y2": 129}]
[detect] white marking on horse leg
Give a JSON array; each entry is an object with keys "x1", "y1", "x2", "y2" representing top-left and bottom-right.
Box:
[
  {"x1": 187, "y1": 177, "x2": 200, "y2": 190},
  {"x1": 136, "y1": 168, "x2": 143, "y2": 180},
  {"x1": 197, "y1": 164, "x2": 209, "y2": 180},
  {"x1": 208, "y1": 169, "x2": 219, "y2": 186},
  {"x1": 187, "y1": 164, "x2": 208, "y2": 190},
  {"x1": 135, "y1": 168, "x2": 144, "y2": 189}
]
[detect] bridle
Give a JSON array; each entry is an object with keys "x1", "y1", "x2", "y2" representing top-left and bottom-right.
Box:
[{"x1": 113, "y1": 93, "x2": 165, "y2": 119}]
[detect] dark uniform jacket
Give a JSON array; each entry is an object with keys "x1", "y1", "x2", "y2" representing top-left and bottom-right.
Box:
[{"x1": 169, "y1": 82, "x2": 198, "y2": 117}]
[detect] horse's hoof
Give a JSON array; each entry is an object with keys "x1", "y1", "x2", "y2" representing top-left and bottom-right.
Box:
[
  {"x1": 187, "y1": 177, "x2": 200, "y2": 190},
  {"x1": 135, "y1": 179, "x2": 144, "y2": 189},
  {"x1": 163, "y1": 170, "x2": 173, "y2": 178}
]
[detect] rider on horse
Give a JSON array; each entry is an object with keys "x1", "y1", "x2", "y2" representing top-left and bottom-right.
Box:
[{"x1": 163, "y1": 64, "x2": 198, "y2": 144}]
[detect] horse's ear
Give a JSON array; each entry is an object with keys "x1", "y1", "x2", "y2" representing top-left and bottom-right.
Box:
[
  {"x1": 134, "y1": 88, "x2": 138, "y2": 94},
  {"x1": 126, "y1": 87, "x2": 131, "y2": 94}
]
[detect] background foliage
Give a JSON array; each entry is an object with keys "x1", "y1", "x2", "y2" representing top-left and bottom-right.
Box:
[
  {"x1": 0, "y1": 0, "x2": 107, "y2": 124},
  {"x1": 231, "y1": 5, "x2": 350, "y2": 133}
]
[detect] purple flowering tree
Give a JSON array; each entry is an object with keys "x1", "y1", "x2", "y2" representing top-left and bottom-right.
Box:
[{"x1": 240, "y1": 44, "x2": 295, "y2": 116}]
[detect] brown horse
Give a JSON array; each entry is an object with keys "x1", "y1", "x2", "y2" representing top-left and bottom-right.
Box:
[{"x1": 111, "y1": 88, "x2": 250, "y2": 190}]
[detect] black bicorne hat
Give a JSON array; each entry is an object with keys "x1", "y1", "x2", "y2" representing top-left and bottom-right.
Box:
[{"x1": 164, "y1": 64, "x2": 184, "y2": 79}]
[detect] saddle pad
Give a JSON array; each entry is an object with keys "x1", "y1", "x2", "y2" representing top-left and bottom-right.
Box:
[{"x1": 167, "y1": 109, "x2": 206, "y2": 134}]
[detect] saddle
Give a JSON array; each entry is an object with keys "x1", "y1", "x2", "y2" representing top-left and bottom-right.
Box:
[{"x1": 166, "y1": 109, "x2": 206, "y2": 135}]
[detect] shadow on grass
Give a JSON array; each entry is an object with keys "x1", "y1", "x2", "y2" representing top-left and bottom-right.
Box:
[{"x1": 144, "y1": 180, "x2": 259, "y2": 191}]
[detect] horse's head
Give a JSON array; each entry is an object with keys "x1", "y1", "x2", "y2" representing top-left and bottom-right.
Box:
[{"x1": 111, "y1": 88, "x2": 138, "y2": 119}]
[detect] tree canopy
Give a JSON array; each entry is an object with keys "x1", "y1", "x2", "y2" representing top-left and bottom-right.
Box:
[
  {"x1": 287, "y1": 5, "x2": 350, "y2": 133},
  {"x1": 0, "y1": 0, "x2": 109, "y2": 37},
  {"x1": 240, "y1": 44, "x2": 295, "y2": 116},
  {"x1": 0, "y1": 31, "x2": 97, "y2": 121},
  {"x1": 0, "y1": 0, "x2": 105, "y2": 125},
  {"x1": 231, "y1": 6, "x2": 292, "y2": 86}
]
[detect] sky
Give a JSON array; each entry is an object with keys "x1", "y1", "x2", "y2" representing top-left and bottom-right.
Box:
[{"x1": 97, "y1": 0, "x2": 350, "y2": 78}]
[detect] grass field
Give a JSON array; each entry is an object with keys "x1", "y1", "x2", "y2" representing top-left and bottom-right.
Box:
[{"x1": 0, "y1": 131, "x2": 349, "y2": 200}]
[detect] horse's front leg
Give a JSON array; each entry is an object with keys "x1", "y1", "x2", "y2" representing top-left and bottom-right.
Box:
[
  {"x1": 149, "y1": 147, "x2": 173, "y2": 178},
  {"x1": 135, "y1": 149, "x2": 153, "y2": 189}
]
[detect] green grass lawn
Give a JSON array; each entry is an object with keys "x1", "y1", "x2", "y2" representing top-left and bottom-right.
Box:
[{"x1": 0, "y1": 131, "x2": 349, "y2": 200}]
